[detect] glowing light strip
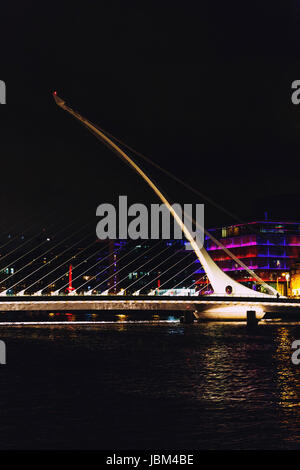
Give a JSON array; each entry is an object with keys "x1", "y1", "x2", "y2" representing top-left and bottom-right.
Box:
[
  {"x1": 0, "y1": 320, "x2": 180, "y2": 326},
  {"x1": 195, "y1": 266, "x2": 288, "y2": 273},
  {"x1": 208, "y1": 221, "x2": 300, "y2": 230},
  {"x1": 207, "y1": 243, "x2": 300, "y2": 250}
]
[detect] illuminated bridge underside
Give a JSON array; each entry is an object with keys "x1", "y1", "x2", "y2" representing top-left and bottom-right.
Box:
[{"x1": 0, "y1": 296, "x2": 299, "y2": 320}]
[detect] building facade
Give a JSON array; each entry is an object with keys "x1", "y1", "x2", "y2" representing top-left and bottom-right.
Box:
[{"x1": 196, "y1": 220, "x2": 300, "y2": 296}]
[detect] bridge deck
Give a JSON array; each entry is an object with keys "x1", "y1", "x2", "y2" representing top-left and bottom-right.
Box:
[{"x1": 0, "y1": 296, "x2": 299, "y2": 320}]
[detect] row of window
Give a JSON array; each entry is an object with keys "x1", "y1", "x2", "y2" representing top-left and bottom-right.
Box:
[
  {"x1": 206, "y1": 234, "x2": 300, "y2": 250},
  {"x1": 219, "y1": 223, "x2": 300, "y2": 238}
]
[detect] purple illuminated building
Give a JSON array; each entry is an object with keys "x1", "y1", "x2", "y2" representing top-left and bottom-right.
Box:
[{"x1": 196, "y1": 220, "x2": 300, "y2": 295}]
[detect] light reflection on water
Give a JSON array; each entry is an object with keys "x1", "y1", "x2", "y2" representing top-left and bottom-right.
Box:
[{"x1": 0, "y1": 315, "x2": 300, "y2": 449}]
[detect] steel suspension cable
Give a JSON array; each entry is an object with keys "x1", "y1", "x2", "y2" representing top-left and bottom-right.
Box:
[
  {"x1": 126, "y1": 246, "x2": 189, "y2": 293},
  {"x1": 4, "y1": 226, "x2": 94, "y2": 294},
  {"x1": 74, "y1": 239, "x2": 152, "y2": 293},
  {"x1": 99, "y1": 240, "x2": 167, "y2": 293},
  {"x1": 47, "y1": 241, "x2": 125, "y2": 294},
  {"x1": 0, "y1": 209, "x2": 59, "y2": 254},
  {"x1": 0, "y1": 218, "x2": 88, "y2": 286},
  {"x1": 138, "y1": 251, "x2": 195, "y2": 294},
  {"x1": 156, "y1": 257, "x2": 197, "y2": 291},
  {"x1": 90, "y1": 124, "x2": 278, "y2": 294}
]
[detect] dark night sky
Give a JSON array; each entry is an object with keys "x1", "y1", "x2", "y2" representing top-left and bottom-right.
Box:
[{"x1": 0, "y1": 1, "x2": 299, "y2": 231}]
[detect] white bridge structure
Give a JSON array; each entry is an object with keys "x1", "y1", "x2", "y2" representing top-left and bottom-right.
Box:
[
  {"x1": 0, "y1": 294, "x2": 299, "y2": 321},
  {"x1": 52, "y1": 92, "x2": 278, "y2": 301},
  {"x1": 0, "y1": 93, "x2": 297, "y2": 322}
]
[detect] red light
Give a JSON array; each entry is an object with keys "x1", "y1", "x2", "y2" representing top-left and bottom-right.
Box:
[{"x1": 53, "y1": 91, "x2": 57, "y2": 95}]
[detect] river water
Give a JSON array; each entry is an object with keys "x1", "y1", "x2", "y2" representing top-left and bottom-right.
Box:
[{"x1": 0, "y1": 312, "x2": 300, "y2": 449}]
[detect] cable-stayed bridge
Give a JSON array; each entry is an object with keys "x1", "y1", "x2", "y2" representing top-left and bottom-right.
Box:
[
  {"x1": 0, "y1": 93, "x2": 298, "y2": 321},
  {"x1": 0, "y1": 295, "x2": 300, "y2": 322}
]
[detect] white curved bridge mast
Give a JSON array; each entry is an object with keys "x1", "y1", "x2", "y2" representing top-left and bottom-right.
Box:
[{"x1": 53, "y1": 92, "x2": 276, "y2": 298}]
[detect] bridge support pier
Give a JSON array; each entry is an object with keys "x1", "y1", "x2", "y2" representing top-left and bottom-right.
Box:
[
  {"x1": 180, "y1": 311, "x2": 195, "y2": 324},
  {"x1": 246, "y1": 310, "x2": 259, "y2": 327}
]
